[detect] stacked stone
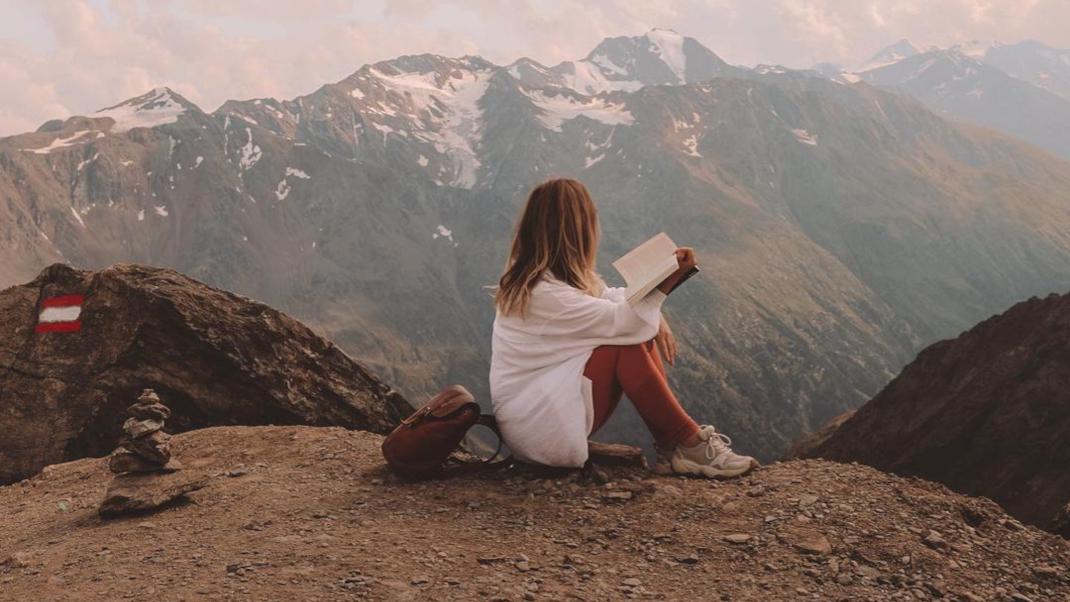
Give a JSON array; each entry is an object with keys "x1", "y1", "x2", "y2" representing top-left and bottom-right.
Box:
[{"x1": 107, "y1": 389, "x2": 179, "y2": 473}]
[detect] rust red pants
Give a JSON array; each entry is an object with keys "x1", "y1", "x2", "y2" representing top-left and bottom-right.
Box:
[{"x1": 583, "y1": 339, "x2": 700, "y2": 449}]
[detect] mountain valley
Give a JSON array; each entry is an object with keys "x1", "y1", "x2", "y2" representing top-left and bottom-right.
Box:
[{"x1": 3, "y1": 30, "x2": 1070, "y2": 461}]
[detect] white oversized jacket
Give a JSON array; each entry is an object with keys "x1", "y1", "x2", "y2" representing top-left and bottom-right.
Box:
[{"x1": 489, "y1": 272, "x2": 667, "y2": 467}]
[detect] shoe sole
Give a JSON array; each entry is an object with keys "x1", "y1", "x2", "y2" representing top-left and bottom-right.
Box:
[{"x1": 671, "y1": 456, "x2": 759, "y2": 479}]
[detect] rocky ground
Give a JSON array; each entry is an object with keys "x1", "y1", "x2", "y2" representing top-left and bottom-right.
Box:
[
  {"x1": 1, "y1": 426, "x2": 1067, "y2": 602},
  {"x1": 798, "y1": 291, "x2": 1070, "y2": 535}
]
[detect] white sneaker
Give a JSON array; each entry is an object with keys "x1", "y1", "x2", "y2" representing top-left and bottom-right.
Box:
[{"x1": 669, "y1": 425, "x2": 758, "y2": 478}]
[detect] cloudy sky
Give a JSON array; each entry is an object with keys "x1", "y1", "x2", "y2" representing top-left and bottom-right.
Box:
[{"x1": 0, "y1": 0, "x2": 1067, "y2": 136}]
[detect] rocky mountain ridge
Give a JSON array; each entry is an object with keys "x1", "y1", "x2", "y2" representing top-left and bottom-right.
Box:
[
  {"x1": 0, "y1": 263, "x2": 410, "y2": 484},
  {"x1": 860, "y1": 39, "x2": 1070, "y2": 102},
  {"x1": 797, "y1": 291, "x2": 1070, "y2": 536}
]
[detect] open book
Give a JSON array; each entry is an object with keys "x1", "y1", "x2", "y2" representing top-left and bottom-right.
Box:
[{"x1": 611, "y1": 232, "x2": 699, "y2": 304}]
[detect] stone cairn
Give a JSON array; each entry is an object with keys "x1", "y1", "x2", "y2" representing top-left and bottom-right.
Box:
[{"x1": 107, "y1": 389, "x2": 181, "y2": 473}]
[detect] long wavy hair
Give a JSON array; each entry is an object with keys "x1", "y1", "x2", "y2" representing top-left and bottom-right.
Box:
[{"x1": 494, "y1": 177, "x2": 604, "y2": 317}]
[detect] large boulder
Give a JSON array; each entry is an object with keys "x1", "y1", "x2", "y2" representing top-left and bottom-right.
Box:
[
  {"x1": 799, "y1": 292, "x2": 1070, "y2": 533},
  {"x1": 0, "y1": 263, "x2": 412, "y2": 484}
]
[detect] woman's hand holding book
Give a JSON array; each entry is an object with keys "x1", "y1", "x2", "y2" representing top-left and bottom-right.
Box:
[{"x1": 656, "y1": 247, "x2": 698, "y2": 295}]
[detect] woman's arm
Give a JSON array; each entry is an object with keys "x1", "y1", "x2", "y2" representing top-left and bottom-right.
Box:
[{"x1": 539, "y1": 284, "x2": 666, "y2": 345}]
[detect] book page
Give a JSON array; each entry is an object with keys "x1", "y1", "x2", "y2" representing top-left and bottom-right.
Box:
[{"x1": 611, "y1": 232, "x2": 680, "y2": 304}]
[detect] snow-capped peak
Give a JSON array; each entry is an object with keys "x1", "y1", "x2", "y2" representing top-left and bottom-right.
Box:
[
  {"x1": 643, "y1": 28, "x2": 688, "y2": 83},
  {"x1": 94, "y1": 87, "x2": 195, "y2": 133},
  {"x1": 951, "y1": 40, "x2": 1001, "y2": 59},
  {"x1": 538, "y1": 28, "x2": 734, "y2": 96}
]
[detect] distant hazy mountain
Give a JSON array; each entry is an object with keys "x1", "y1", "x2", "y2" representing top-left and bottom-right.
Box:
[
  {"x1": 984, "y1": 40, "x2": 1070, "y2": 102},
  {"x1": 859, "y1": 39, "x2": 919, "y2": 71},
  {"x1": 4, "y1": 29, "x2": 1070, "y2": 460},
  {"x1": 858, "y1": 48, "x2": 1070, "y2": 158},
  {"x1": 823, "y1": 40, "x2": 1070, "y2": 159}
]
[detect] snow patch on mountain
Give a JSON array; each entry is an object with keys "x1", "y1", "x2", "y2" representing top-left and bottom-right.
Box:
[
  {"x1": 682, "y1": 134, "x2": 701, "y2": 157},
  {"x1": 364, "y1": 65, "x2": 493, "y2": 189},
  {"x1": 432, "y1": 224, "x2": 457, "y2": 246},
  {"x1": 953, "y1": 40, "x2": 1000, "y2": 59},
  {"x1": 755, "y1": 65, "x2": 788, "y2": 76},
  {"x1": 589, "y1": 52, "x2": 628, "y2": 76},
  {"x1": 95, "y1": 88, "x2": 187, "y2": 133},
  {"x1": 554, "y1": 61, "x2": 643, "y2": 96},
  {"x1": 525, "y1": 90, "x2": 633, "y2": 132},
  {"x1": 645, "y1": 28, "x2": 687, "y2": 83},
  {"x1": 275, "y1": 179, "x2": 291, "y2": 201},
  {"x1": 792, "y1": 128, "x2": 818, "y2": 146},
  {"x1": 239, "y1": 128, "x2": 262, "y2": 170},
  {"x1": 274, "y1": 167, "x2": 309, "y2": 200},
  {"x1": 21, "y1": 130, "x2": 94, "y2": 154},
  {"x1": 370, "y1": 122, "x2": 394, "y2": 140},
  {"x1": 76, "y1": 153, "x2": 99, "y2": 172},
  {"x1": 70, "y1": 207, "x2": 87, "y2": 228}
]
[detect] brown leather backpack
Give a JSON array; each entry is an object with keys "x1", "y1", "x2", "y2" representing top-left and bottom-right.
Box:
[{"x1": 381, "y1": 384, "x2": 503, "y2": 478}]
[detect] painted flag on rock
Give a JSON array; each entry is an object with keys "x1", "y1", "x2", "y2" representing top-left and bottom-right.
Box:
[{"x1": 36, "y1": 294, "x2": 85, "y2": 333}]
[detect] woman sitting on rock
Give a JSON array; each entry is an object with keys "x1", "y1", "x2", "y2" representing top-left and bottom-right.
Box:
[{"x1": 489, "y1": 177, "x2": 758, "y2": 478}]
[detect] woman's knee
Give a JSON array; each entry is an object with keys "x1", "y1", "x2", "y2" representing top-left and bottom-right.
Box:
[{"x1": 584, "y1": 344, "x2": 620, "y2": 378}]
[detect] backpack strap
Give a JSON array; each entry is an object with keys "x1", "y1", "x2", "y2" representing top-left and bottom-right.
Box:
[
  {"x1": 450, "y1": 413, "x2": 512, "y2": 470},
  {"x1": 476, "y1": 413, "x2": 500, "y2": 434},
  {"x1": 476, "y1": 414, "x2": 507, "y2": 464}
]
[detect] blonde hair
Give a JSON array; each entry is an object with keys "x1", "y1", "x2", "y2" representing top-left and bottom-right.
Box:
[{"x1": 494, "y1": 178, "x2": 603, "y2": 317}]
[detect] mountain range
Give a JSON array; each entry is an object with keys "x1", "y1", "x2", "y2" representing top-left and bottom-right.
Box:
[
  {"x1": 3, "y1": 29, "x2": 1070, "y2": 460},
  {"x1": 816, "y1": 39, "x2": 1070, "y2": 159}
]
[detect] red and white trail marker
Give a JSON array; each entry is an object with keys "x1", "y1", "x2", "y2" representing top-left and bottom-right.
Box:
[{"x1": 36, "y1": 294, "x2": 85, "y2": 333}]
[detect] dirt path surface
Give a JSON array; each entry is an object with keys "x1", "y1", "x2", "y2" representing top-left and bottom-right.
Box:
[{"x1": 1, "y1": 426, "x2": 1067, "y2": 601}]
